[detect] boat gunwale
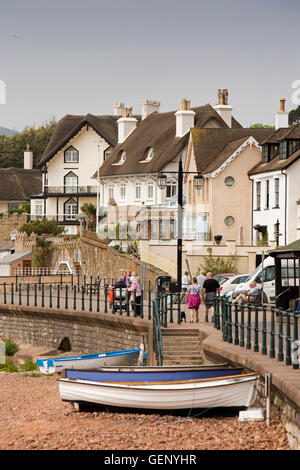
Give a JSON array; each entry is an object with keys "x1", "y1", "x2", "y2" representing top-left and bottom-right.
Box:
[
  {"x1": 58, "y1": 373, "x2": 260, "y2": 391},
  {"x1": 37, "y1": 348, "x2": 141, "y2": 364}
]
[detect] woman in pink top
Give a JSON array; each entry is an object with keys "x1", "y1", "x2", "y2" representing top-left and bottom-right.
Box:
[{"x1": 127, "y1": 275, "x2": 142, "y2": 316}]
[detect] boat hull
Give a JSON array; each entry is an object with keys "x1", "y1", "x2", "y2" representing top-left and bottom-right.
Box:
[
  {"x1": 37, "y1": 348, "x2": 142, "y2": 374},
  {"x1": 59, "y1": 374, "x2": 259, "y2": 410}
]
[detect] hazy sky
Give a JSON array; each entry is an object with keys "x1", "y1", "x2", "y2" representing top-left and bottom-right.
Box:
[{"x1": 1, "y1": 0, "x2": 300, "y2": 131}]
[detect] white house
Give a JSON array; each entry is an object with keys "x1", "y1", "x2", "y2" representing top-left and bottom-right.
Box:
[
  {"x1": 249, "y1": 100, "x2": 300, "y2": 245},
  {"x1": 30, "y1": 109, "x2": 126, "y2": 234}
]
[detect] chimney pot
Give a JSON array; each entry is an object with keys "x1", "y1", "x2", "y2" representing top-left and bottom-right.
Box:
[
  {"x1": 141, "y1": 99, "x2": 160, "y2": 119},
  {"x1": 280, "y1": 98, "x2": 286, "y2": 113}
]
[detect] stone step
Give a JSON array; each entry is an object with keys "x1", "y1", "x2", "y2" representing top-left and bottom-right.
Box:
[
  {"x1": 162, "y1": 329, "x2": 199, "y2": 337},
  {"x1": 163, "y1": 359, "x2": 204, "y2": 366}
]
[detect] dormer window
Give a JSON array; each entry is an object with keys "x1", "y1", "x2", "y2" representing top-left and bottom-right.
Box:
[
  {"x1": 64, "y1": 146, "x2": 79, "y2": 163},
  {"x1": 145, "y1": 147, "x2": 154, "y2": 161},
  {"x1": 104, "y1": 146, "x2": 112, "y2": 161},
  {"x1": 288, "y1": 140, "x2": 300, "y2": 157},
  {"x1": 119, "y1": 150, "x2": 126, "y2": 164}
]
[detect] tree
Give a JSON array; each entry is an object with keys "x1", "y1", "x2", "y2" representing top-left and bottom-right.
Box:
[
  {"x1": 80, "y1": 202, "x2": 97, "y2": 231},
  {"x1": 0, "y1": 118, "x2": 57, "y2": 168},
  {"x1": 249, "y1": 123, "x2": 275, "y2": 129},
  {"x1": 34, "y1": 238, "x2": 53, "y2": 267},
  {"x1": 197, "y1": 248, "x2": 238, "y2": 275},
  {"x1": 289, "y1": 106, "x2": 300, "y2": 125}
]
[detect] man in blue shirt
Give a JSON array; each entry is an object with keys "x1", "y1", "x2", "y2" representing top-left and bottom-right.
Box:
[{"x1": 234, "y1": 281, "x2": 260, "y2": 304}]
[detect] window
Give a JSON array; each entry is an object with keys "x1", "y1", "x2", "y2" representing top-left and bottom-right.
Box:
[
  {"x1": 224, "y1": 216, "x2": 234, "y2": 226},
  {"x1": 119, "y1": 151, "x2": 126, "y2": 164},
  {"x1": 120, "y1": 183, "x2": 126, "y2": 202},
  {"x1": 279, "y1": 140, "x2": 288, "y2": 160},
  {"x1": 8, "y1": 203, "x2": 19, "y2": 211},
  {"x1": 166, "y1": 180, "x2": 177, "y2": 198},
  {"x1": 35, "y1": 202, "x2": 43, "y2": 216},
  {"x1": 104, "y1": 146, "x2": 112, "y2": 161},
  {"x1": 147, "y1": 183, "x2": 154, "y2": 200},
  {"x1": 262, "y1": 145, "x2": 269, "y2": 163},
  {"x1": 135, "y1": 182, "x2": 141, "y2": 200},
  {"x1": 224, "y1": 176, "x2": 235, "y2": 187},
  {"x1": 288, "y1": 140, "x2": 300, "y2": 157},
  {"x1": 269, "y1": 144, "x2": 279, "y2": 160},
  {"x1": 108, "y1": 185, "x2": 114, "y2": 200},
  {"x1": 274, "y1": 178, "x2": 280, "y2": 208},
  {"x1": 64, "y1": 146, "x2": 79, "y2": 163},
  {"x1": 64, "y1": 198, "x2": 78, "y2": 220},
  {"x1": 64, "y1": 172, "x2": 78, "y2": 193},
  {"x1": 256, "y1": 181, "x2": 261, "y2": 210},
  {"x1": 265, "y1": 180, "x2": 269, "y2": 209}
]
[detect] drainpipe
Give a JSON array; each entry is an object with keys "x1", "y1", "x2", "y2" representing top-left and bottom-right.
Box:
[{"x1": 281, "y1": 169, "x2": 287, "y2": 245}]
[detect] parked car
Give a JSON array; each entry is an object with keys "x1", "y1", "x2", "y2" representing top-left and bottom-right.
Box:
[
  {"x1": 231, "y1": 256, "x2": 275, "y2": 303},
  {"x1": 219, "y1": 274, "x2": 250, "y2": 298},
  {"x1": 213, "y1": 273, "x2": 235, "y2": 285}
]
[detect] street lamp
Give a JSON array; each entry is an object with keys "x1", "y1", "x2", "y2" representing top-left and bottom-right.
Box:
[
  {"x1": 274, "y1": 219, "x2": 280, "y2": 247},
  {"x1": 157, "y1": 159, "x2": 204, "y2": 292}
]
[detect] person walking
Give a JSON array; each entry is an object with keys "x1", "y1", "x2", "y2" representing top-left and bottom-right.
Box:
[
  {"x1": 202, "y1": 272, "x2": 221, "y2": 323},
  {"x1": 127, "y1": 274, "x2": 142, "y2": 316},
  {"x1": 197, "y1": 271, "x2": 206, "y2": 290},
  {"x1": 182, "y1": 271, "x2": 190, "y2": 292},
  {"x1": 187, "y1": 277, "x2": 202, "y2": 323}
]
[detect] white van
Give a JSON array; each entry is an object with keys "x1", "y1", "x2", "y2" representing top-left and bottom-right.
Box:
[{"x1": 231, "y1": 256, "x2": 275, "y2": 303}]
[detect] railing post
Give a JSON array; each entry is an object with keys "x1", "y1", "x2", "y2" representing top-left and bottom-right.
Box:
[
  {"x1": 65, "y1": 285, "x2": 68, "y2": 310},
  {"x1": 246, "y1": 303, "x2": 252, "y2": 350},
  {"x1": 49, "y1": 284, "x2": 52, "y2": 308},
  {"x1": 262, "y1": 304, "x2": 267, "y2": 355},
  {"x1": 41, "y1": 283, "x2": 45, "y2": 308},
  {"x1": 227, "y1": 301, "x2": 233, "y2": 343},
  {"x1": 270, "y1": 306, "x2": 276, "y2": 358},
  {"x1": 169, "y1": 293, "x2": 173, "y2": 324},
  {"x1": 278, "y1": 307, "x2": 284, "y2": 362},
  {"x1": 140, "y1": 289, "x2": 144, "y2": 319},
  {"x1": 293, "y1": 312, "x2": 299, "y2": 370},
  {"x1": 11, "y1": 282, "x2": 14, "y2": 305},
  {"x1": 34, "y1": 283, "x2": 37, "y2": 307},
  {"x1": 222, "y1": 299, "x2": 228, "y2": 342},
  {"x1": 57, "y1": 284, "x2": 60, "y2": 309},
  {"x1": 3, "y1": 282, "x2": 6, "y2": 304},
  {"x1": 286, "y1": 309, "x2": 292, "y2": 366},
  {"x1": 148, "y1": 289, "x2": 152, "y2": 321},
  {"x1": 18, "y1": 283, "x2": 22, "y2": 306},
  {"x1": 254, "y1": 304, "x2": 259, "y2": 353},
  {"x1": 81, "y1": 285, "x2": 85, "y2": 311},
  {"x1": 234, "y1": 302, "x2": 239, "y2": 345},
  {"x1": 240, "y1": 303, "x2": 245, "y2": 348},
  {"x1": 89, "y1": 285, "x2": 93, "y2": 312},
  {"x1": 96, "y1": 287, "x2": 100, "y2": 313},
  {"x1": 177, "y1": 291, "x2": 181, "y2": 324},
  {"x1": 214, "y1": 297, "x2": 220, "y2": 330},
  {"x1": 104, "y1": 285, "x2": 108, "y2": 313},
  {"x1": 119, "y1": 288, "x2": 123, "y2": 316},
  {"x1": 73, "y1": 285, "x2": 76, "y2": 311},
  {"x1": 26, "y1": 283, "x2": 30, "y2": 307}
]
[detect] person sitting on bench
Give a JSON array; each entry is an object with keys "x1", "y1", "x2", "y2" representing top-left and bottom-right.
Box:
[{"x1": 234, "y1": 281, "x2": 260, "y2": 304}]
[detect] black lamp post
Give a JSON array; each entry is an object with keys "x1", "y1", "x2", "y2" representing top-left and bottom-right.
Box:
[
  {"x1": 158, "y1": 159, "x2": 204, "y2": 292},
  {"x1": 274, "y1": 219, "x2": 280, "y2": 247}
]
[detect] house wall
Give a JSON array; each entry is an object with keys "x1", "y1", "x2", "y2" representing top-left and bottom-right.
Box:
[
  {"x1": 46, "y1": 127, "x2": 110, "y2": 189},
  {"x1": 287, "y1": 158, "x2": 300, "y2": 244},
  {"x1": 251, "y1": 170, "x2": 286, "y2": 246}
]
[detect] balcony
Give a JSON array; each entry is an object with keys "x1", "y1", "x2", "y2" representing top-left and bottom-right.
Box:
[{"x1": 43, "y1": 185, "x2": 98, "y2": 196}]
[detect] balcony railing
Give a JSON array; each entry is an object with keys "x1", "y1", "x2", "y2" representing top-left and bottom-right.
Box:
[
  {"x1": 30, "y1": 214, "x2": 81, "y2": 223},
  {"x1": 43, "y1": 185, "x2": 98, "y2": 195}
]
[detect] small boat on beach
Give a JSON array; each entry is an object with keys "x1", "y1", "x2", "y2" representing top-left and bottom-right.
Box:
[
  {"x1": 58, "y1": 373, "x2": 259, "y2": 410},
  {"x1": 62, "y1": 364, "x2": 245, "y2": 383},
  {"x1": 37, "y1": 347, "x2": 144, "y2": 374}
]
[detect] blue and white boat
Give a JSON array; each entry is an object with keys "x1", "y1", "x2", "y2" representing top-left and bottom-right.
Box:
[
  {"x1": 62, "y1": 364, "x2": 244, "y2": 383},
  {"x1": 37, "y1": 347, "x2": 144, "y2": 374}
]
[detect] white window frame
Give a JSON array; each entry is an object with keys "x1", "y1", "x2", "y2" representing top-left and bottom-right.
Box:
[
  {"x1": 120, "y1": 183, "x2": 126, "y2": 202},
  {"x1": 135, "y1": 182, "x2": 141, "y2": 201},
  {"x1": 64, "y1": 146, "x2": 79, "y2": 163},
  {"x1": 147, "y1": 183, "x2": 154, "y2": 200}
]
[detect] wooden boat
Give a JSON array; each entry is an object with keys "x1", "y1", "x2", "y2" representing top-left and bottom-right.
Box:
[
  {"x1": 37, "y1": 347, "x2": 143, "y2": 374},
  {"x1": 62, "y1": 364, "x2": 245, "y2": 383},
  {"x1": 58, "y1": 373, "x2": 259, "y2": 410}
]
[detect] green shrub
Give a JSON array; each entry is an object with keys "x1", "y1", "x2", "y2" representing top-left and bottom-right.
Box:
[
  {"x1": 4, "y1": 358, "x2": 18, "y2": 372},
  {"x1": 5, "y1": 338, "x2": 20, "y2": 356},
  {"x1": 20, "y1": 358, "x2": 38, "y2": 372}
]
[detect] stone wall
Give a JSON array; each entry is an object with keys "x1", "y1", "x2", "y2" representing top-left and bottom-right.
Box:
[
  {"x1": 0, "y1": 213, "x2": 29, "y2": 242},
  {"x1": 78, "y1": 229, "x2": 167, "y2": 289},
  {"x1": 0, "y1": 305, "x2": 153, "y2": 362}
]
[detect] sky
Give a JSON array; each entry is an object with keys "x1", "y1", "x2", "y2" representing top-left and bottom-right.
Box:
[{"x1": 0, "y1": 0, "x2": 300, "y2": 131}]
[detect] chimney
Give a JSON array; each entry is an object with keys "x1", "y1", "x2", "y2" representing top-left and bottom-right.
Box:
[
  {"x1": 113, "y1": 100, "x2": 125, "y2": 116},
  {"x1": 275, "y1": 98, "x2": 289, "y2": 130},
  {"x1": 141, "y1": 99, "x2": 161, "y2": 120},
  {"x1": 24, "y1": 144, "x2": 33, "y2": 169},
  {"x1": 175, "y1": 99, "x2": 195, "y2": 137},
  {"x1": 117, "y1": 107, "x2": 138, "y2": 143},
  {"x1": 213, "y1": 89, "x2": 233, "y2": 127}
]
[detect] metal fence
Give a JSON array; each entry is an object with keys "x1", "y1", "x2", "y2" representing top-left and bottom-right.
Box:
[{"x1": 214, "y1": 297, "x2": 300, "y2": 370}]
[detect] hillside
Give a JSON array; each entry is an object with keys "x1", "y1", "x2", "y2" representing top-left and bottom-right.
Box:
[
  {"x1": 0, "y1": 119, "x2": 57, "y2": 168},
  {"x1": 0, "y1": 126, "x2": 17, "y2": 137}
]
